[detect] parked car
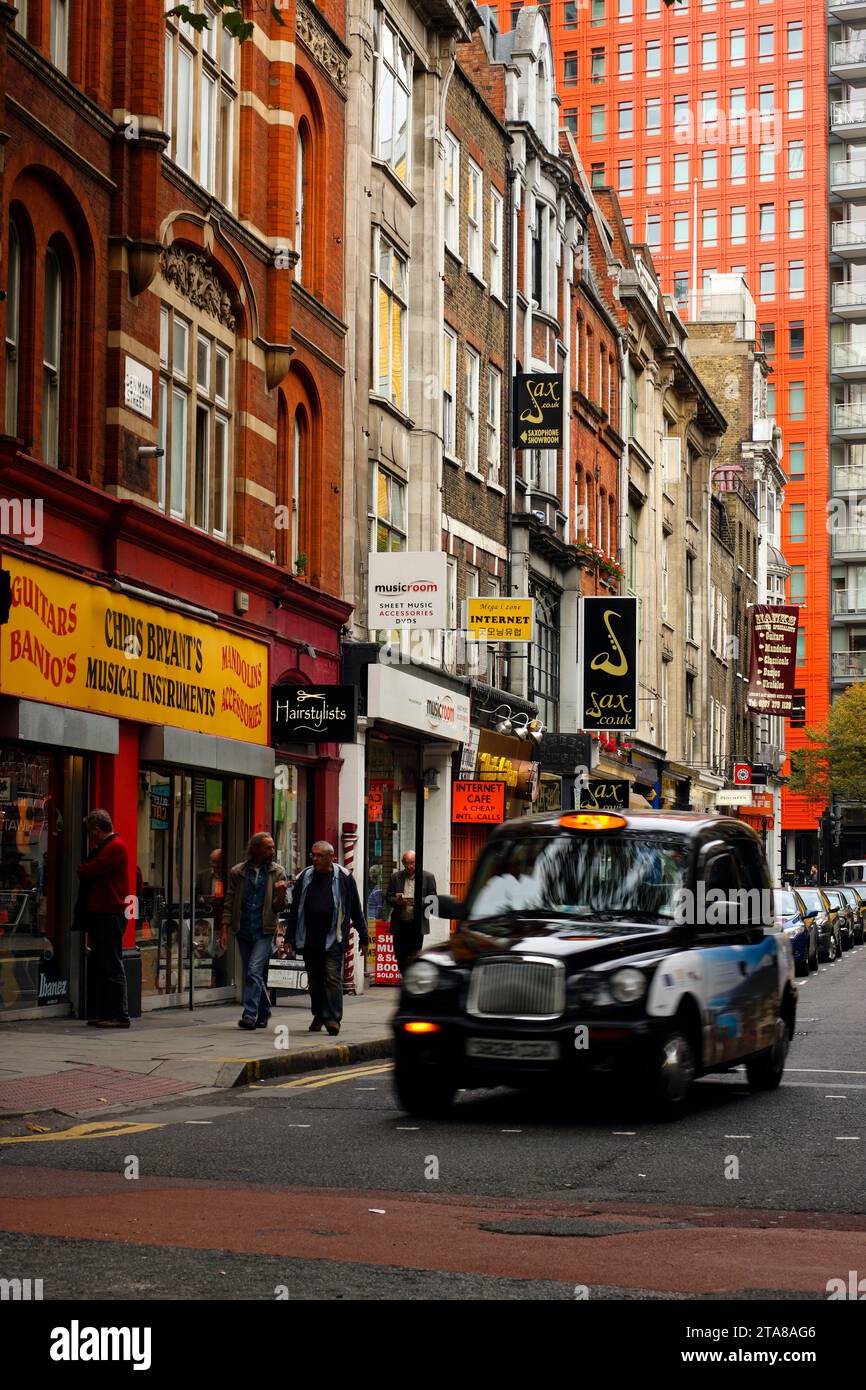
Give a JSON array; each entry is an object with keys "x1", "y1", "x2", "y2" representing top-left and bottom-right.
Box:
[
  {"x1": 792, "y1": 887, "x2": 841, "y2": 965},
  {"x1": 845, "y1": 883, "x2": 866, "y2": 945},
  {"x1": 842, "y1": 859, "x2": 866, "y2": 885},
  {"x1": 823, "y1": 888, "x2": 856, "y2": 951},
  {"x1": 772, "y1": 888, "x2": 817, "y2": 978},
  {"x1": 394, "y1": 811, "x2": 797, "y2": 1121},
  {"x1": 832, "y1": 885, "x2": 865, "y2": 947}
]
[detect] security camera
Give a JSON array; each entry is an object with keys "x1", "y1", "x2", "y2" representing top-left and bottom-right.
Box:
[{"x1": 137, "y1": 446, "x2": 165, "y2": 459}]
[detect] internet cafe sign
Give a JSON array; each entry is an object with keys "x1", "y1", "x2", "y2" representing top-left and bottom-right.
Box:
[
  {"x1": 579, "y1": 597, "x2": 638, "y2": 732},
  {"x1": 513, "y1": 373, "x2": 564, "y2": 450},
  {"x1": 466, "y1": 597, "x2": 533, "y2": 643},
  {"x1": 367, "y1": 551, "x2": 447, "y2": 630},
  {"x1": 271, "y1": 685, "x2": 357, "y2": 743}
]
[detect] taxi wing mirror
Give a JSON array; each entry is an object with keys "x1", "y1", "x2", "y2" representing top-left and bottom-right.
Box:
[{"x1": 431, "y1": 894, "x2": 465, "y2": 920}]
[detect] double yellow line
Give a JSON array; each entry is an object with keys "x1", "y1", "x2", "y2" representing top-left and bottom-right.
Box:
[
  {"x1": 0, "y1": 1119, "x2": 164, "y2": 1146},
  {"x1": 252, "y1": 1061, "x2": 394, "y2": 1092}
]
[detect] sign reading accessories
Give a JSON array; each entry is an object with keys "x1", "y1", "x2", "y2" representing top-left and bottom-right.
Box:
[
  {"x1": 366, "y1": 664, "x2": 471, "y2": 742},
  {"x1": 271, "y1": 684, "x2": 357, "y2": 743},
  {"x1": 512, "y1": 373, "x2": 564, "y2": 449},
  {"x1": 579, "y1": 597, "x2": 638, "y2": 732},
  {"x1": 367, "y1": 551, "x2": 447, "y2": 630}
]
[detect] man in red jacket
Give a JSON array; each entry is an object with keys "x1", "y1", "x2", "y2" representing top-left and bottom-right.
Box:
[{"x1": 77, "y1": 809, "x2": 131, "y2": 1028}]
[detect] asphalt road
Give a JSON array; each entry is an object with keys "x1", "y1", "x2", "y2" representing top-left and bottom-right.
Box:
[{"x1": 1, "y1": 942, "x2": 865, "y2": 1300}]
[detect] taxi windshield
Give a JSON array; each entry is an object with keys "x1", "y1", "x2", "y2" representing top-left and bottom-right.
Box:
[{"x1": 464, "y1": 833, "x2": 690, "y2": 925}]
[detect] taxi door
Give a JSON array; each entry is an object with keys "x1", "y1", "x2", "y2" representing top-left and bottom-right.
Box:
[{"x1": 693, "y1": 844, "x2": 766, "y2": 1065}]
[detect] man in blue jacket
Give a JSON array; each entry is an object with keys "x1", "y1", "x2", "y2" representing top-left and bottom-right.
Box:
[{"x1": 286, "y1": 840, "x2": 368, "y2": 1035}]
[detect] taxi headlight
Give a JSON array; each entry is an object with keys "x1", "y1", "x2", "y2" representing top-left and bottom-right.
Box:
[
  {"x1": 402, "y1": 960, "x2": 440, "y2": 996},
  {"x1": 609, "y1": 968, "x2": 648, "y2": 1004}
]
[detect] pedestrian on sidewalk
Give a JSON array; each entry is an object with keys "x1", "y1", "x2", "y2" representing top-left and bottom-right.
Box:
[
  {"x1": 222, "y1": 833, "x2": 289, "y2": 1031},
  {"x1": 76, "y1": 810, "x2": 131, "y2": 1029},
  {"x1": 286, "y1": 840, "x2": 367, "y2": 1036},
  {"x1": 387, "y1": 851, "x2": 437, "y2": 976}
]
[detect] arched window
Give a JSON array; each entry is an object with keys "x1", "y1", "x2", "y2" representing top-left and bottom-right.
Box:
[
  {"x1": 295, "y1": 127, "x2": 306, "y2": 284},
  {"x1": 42, "y1": 247, "x2": 62, "y2": 468},
  {"x1": 5, "y1": 222, "x2": 21, "y2": 434},
  {"x1": 597, "y1": 486, "x2": 605, "y2": 548},
  {"x1": 291, "y1": 409, "x2": 305, "y2": 568}
]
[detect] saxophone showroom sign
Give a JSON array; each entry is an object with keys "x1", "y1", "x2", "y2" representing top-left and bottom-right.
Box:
[
  {"x1": 512, "y1": 373, "x2": 564, "y2": 450},
  {"x1": 0, "y1": 554, "x2": 268, "y2": 744},
  {"x1": 579, "y1": 597, "x2": 638, "y2": 732}
]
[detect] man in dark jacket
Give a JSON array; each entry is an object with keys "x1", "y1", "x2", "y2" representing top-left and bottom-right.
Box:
[
  {"x1": 77, "y1": 810, "x2": 131, "y2": 1028},
  {"x1": 387, "y1": 850, "x2": 437, "y2": 976},
  {"x1": 286, "y1": 841, "x2": 367, "y2": 1036}
]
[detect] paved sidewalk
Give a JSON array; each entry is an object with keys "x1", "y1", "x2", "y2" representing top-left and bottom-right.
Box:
[{"x1": 0, "y1": 988, "x2": 397, "y2": 1117}]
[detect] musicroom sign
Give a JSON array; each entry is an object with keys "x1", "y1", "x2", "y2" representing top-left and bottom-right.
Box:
[
  {"x1": 367, "y1": 551, "x2": 447, "y2": 630},
  {"x1": 367, "y1": 664, "x2": 471, "y2": 742},
  {"x1": 271, "y1": 685, "x2": 357, "y2": 743}
]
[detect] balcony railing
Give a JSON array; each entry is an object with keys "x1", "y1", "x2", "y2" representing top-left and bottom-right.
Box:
[
  {"x1": 833, "y1": 589, "x2": 866, "y2": 613},
  {"x1": 832, "y1": 159, "x2": 866, "y2": 187},
  {"x1": 831, "y1": 527, "x2": 866, "y2": 553},
  {"x1": 832, "y1": 220, "x2": 866, "y2": 252},
  {"x1": 832, "y1": 39, "x2": 866, "y2": 66},
  {"x1": 834, "y1": 463, "x2": 866, "y2": 490},
  {"x1": 832, "y1": 283, "x2": 866, "y2": 311},
  {"x1": 832, "y1": 100, "x2": 866, "y2": 128},
  {"x1": 832, "y1": 651, "x2": 866, "y2": 678},
  {"x1": 832, "y1": 342, "x2": 866, "y2": 370},
  {"x1": 834, "y1": 403, "x2": 866, "y2": 431}
]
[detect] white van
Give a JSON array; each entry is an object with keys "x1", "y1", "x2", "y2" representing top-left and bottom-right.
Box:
[{"x1": 843, "y1": 860, "x2": 866, "y2": 884}]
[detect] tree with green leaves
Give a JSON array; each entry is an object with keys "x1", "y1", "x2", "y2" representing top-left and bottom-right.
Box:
[
  {"x1": 168, "y1": 0, "x2": 285, "y2": 44},
  {"x1": 788, "y1": 682, "x2": 866, "y2": 805}
]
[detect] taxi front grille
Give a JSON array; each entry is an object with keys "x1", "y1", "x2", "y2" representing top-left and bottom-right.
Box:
[{"x1": 467, "y1": 957, "x2": 565, "y2": 1019}]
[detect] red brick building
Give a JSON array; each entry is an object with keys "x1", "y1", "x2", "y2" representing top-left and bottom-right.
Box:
[{"x1": 0, "y1": 1, "x2": 350, "y2": 1015}]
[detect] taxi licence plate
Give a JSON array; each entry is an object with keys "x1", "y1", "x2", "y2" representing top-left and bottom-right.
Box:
[{"x1": 466, "y1": 1038, "x2": 560, "y2": 1061}]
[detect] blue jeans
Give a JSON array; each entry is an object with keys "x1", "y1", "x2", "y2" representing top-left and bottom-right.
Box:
[{"x1": 237, "y1": 929, "x2": 273, "y2": 1023}]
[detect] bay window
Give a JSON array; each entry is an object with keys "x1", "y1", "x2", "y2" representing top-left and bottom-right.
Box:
[
  {"x1": 374, "y1": 10, "x2": 412, "y2": 184},
  {"x1": 373, "y1": 234, "x2": 407, "y2": 411},
  {"x1": 158, "y1": 304, "x2": 231, "y2": 538},
  {"x1": 164, "y1": 5, "x2": 237, "y2": 208}
]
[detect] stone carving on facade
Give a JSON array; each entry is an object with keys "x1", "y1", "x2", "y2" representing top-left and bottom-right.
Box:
[
  {"x1": 295, "y1": 0, "x2": 348, "y2": 93},
  {"x1": 160, "y1": 245, "x2": 236, "y2": 330}
]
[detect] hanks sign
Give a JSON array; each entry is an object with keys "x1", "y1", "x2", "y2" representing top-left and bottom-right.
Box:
[{"x1": 746, "y1": 605, "x2": 799, "y2": 715}]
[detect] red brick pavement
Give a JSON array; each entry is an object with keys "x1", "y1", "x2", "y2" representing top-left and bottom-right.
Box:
[{"x1": 0, "y1": 1067, "x2": 199, "y2": 1115}]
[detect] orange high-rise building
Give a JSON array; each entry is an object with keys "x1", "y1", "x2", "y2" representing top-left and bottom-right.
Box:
[{"x1": 497, "y1": 0, "x2": 829, "y2": 869}]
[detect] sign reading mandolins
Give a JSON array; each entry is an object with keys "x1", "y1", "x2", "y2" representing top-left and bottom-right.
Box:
[
  {"x1": 579, "y1": 597, "x2": 638, "y2": 732},
  {"x1": 512, "y1": 373, "x2": 564, "y2": 449},
  {"x1": 0, "y1": 554, "x2": 268, "y2": 744},
  {"x1": 746, "y1": 604, "x2": 799, "y2": 715},
  {"x1": 452, "y1": 780, "x2": 507, "y2": 823},
  {"x1": 271, "y1": 684, "x2": 357, "y2": 743}
]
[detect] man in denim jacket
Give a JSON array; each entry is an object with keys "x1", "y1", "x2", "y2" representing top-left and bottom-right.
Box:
[{"x1": 286, "y1": 841, "x2": 368, "y2": 1035}]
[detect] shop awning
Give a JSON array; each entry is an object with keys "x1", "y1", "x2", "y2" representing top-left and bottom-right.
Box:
[
  {"x1": 140, "y1": 725, "x2": 276, "y2": 779},
  {"x1": 0, "y1": 698, "x2": 119, "y2": 754}
]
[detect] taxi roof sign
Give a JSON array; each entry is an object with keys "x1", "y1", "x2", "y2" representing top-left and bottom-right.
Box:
[{"x1": 558, "y1": 812, "x2": 627, "y2": 831}]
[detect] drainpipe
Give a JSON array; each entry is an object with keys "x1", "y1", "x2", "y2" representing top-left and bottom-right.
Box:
[{"x1": 504, "y1": 156, "x2": 516, "y2": 694}]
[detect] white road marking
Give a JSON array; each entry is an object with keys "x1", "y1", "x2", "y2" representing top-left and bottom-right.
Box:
[
  {"x1": 355, "y1": 1087, "x2": 378, "y2": 1091},
  {"x1": 724, "y1": 1134, "x2": 752, "y2": 1139},
  {"x1": 835, "y1": 1136, "x2": 860, "y2": 1141},
  {"x1": 184, "y1": 1120, "x2": 213, "y2": 1125},
  {"x1": 612, "y1": 1131, "x2": 636, "y2": 1136},
  {"x1": 286, "y1": 1124, "x2": 311, "y2": 1128},
  {"x1": 501, "y1": 1128, "x2": 522, "y2": 1133},
  {"x1": 396, "y1": 1126, "x2": 420, "y2": 1131},
  {"x1": 826, "y1": 1095, "x2": 848, "y2": 1100},
  {"x1": 788, "y1": 1068, "x2": 866, "y2": 1076}
]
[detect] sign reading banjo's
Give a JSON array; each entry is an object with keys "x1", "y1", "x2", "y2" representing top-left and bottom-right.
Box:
[
  {"x1": 513, "y1": 373, "x2": 564, "y2": 449},
  {"x1": 271, "y1": 684, "x2": 358, "y2": 743}
]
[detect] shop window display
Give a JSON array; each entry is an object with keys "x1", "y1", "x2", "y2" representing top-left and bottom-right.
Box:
[{"x1": 0, "y1": 750, "x2": 66, "y2": 1012}]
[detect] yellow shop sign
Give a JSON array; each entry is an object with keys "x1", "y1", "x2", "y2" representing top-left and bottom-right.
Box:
[
  {"x1": 466, "y1": 597, "x2": 534, "y2": 643},
  {"x1": 0, "y1": 555, "x2": 268, "y2": 745}
]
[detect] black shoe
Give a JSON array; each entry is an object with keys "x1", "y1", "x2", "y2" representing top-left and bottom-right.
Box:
[
  {"x1": 325, "y1": 1021, "x2": 340, "y2": 1036},
  {"x1": 255, "y1": 1019, "x2": 269, "y2": 1029},
  {"x1": 309, "y1": 1017, "x2": 324, "y2": 1032},
  {"x1": 238, "y1": 1017, "x2": 256, "y2": 1031}
]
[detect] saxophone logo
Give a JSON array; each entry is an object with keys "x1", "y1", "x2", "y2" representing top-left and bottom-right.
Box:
[
  {"x1": 519, "y1": 377, "x2": 561, "y2": 425},
  {"x1": 590, "y1": 609, "x2": 629, "y2": 677}
]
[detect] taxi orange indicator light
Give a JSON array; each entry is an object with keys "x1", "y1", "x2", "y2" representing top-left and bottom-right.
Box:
[
  {"x1": 402, "y1": 1021, "x2": 441, "y2": 1034},
  {"x1": 558, "y1": 812, "x2": 627, "y2": 831}
]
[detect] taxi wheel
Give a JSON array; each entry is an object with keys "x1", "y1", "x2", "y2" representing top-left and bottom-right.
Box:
[
  {"x1": 745, "y1": 1016, "x2": 789, "y2": 1092},
  {"x1": 644, "y1": 1026, "x2": 696, "y2": 1120},
  {"x1": 394, "y1": 1062, "x2": 456, "y2": 1119},
  {"x1": 794, "y1": 955, "x2": 809, "y2": 979}
]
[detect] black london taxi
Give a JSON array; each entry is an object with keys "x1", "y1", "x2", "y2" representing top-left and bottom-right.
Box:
[{"x1": 393, "y1": 811, "x2": 797, "y2": 1120}]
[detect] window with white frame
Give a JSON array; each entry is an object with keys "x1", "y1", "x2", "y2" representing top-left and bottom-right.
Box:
[
  {"x1": 5, "y1": 222, "x2": 20, "y2": 436},
  {"x1": 486, "y1": 365, "x2": 501, "y2": 481},
  {"x1": 444, "y1": 130, "x2": 460, "y2": 253},
  {"x1": 662, "y1": 533, "x2": 669, "y2": 620},
  {"x1": 368, "y1": 464, "x2": 407, "y2": 552},
  {"x1": 294, "y1": 128, "x2": 305, "y2": 283},
  {"x1": 467, "y1": 160, "x2": 483, "y2": 277},
  {"x1": 374, "y1": 10, "x2": 412, "y2": 184},
  {"x1": 443, "y1": 327, "x2": 457, "y2": 456},
  {"x1": 373, "y1": 234, "x2": 407, "y2": 411},
  {"x1": 158, "y1": 303, "x2": 231, "y2": 537},
  {"x1": 42, "y1": 247, "x2": 62, "y2": 469},
  {"x1": 14, "y1": 0, "x2": 28, "y2": 37},
  {"x1": 50, "y1": 0, "x2": 68, "y2": 74},
  {"x1": 464, "y1": 346, "x2": 480, "y2": 471},
  {"x1": 673, "y1": 35, "x2": 688, "y2": 72},
  {"x1": 164, "y1": 5, "x2": 237, "y2": 208},
  {"x1": 685, "y1": 552, "x2": 695, "y2": 639},
  {"x1": 489, "y1": 188, "x2": 503, "y2": 299}
]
